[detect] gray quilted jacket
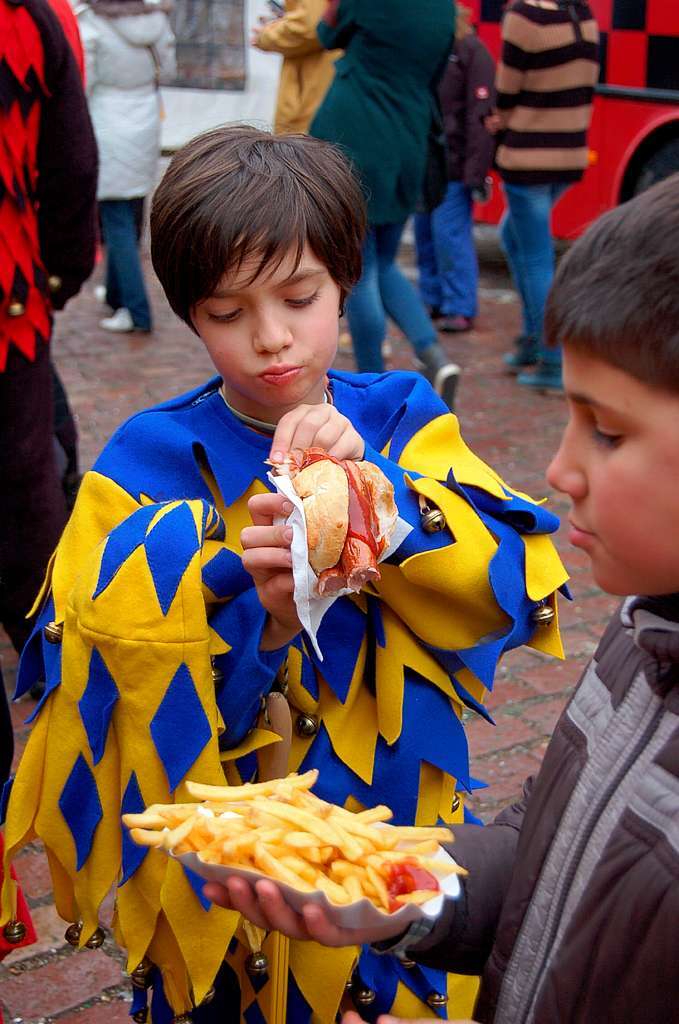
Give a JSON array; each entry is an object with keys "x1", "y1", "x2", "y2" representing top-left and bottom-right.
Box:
[{"x1": 410, "y1": 594, "x2": 679, "y2": 1024}]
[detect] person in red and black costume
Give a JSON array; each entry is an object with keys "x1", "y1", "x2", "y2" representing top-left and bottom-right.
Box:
[{"x1": 0, "y1": 0, "x2": 97, "y2": 662}]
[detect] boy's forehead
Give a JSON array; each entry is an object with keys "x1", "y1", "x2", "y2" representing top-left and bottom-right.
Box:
[
  {"x1": 214, "y1": 244, "x2": 323, "y2": 295},
  {"x1": 563, "y1": 347, "x2": 679, "y2": 428}
]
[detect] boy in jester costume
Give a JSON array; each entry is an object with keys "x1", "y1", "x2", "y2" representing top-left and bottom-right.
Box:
[{"x1": 1, "y1": 127, "x2": 567, "y2": 1023}]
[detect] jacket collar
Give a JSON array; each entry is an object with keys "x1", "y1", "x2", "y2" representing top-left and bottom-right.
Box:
[{"x1": 622, "y1": 594, "x2": 679, "y2": 665}]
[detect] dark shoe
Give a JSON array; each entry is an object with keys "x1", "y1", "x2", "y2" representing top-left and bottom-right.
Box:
[
  {"x1": 427, "y1": 305, "x2": 443, "y2": 321},
  {"x1": 438, "y1": 315, "x2": 473, "y2": 333},
  {"x1": 517, "y1": 361, "x2": 563, "y2": 394},
  {"x1": 503, "y1": 334, "x2": 539, "y2": 372}
]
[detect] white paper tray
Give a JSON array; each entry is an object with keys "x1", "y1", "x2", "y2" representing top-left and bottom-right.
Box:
[{"x1": 174, "y1": 841, "x2": 461, "y2": 930}]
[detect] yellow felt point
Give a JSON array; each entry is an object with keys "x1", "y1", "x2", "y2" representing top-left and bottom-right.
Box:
[
  {"x1": 285, "y1": 643, "x2": 320, "y2": 717},
  {"x1": 439, "y1": 773, "x2": 462, "y2": 824},
  {"x1": 523, "y1": 533, "x2": 569, "y2": 601},
  {"x1": 146, "y1": 911, "x2": 193, "y2": 1013},
  {"x1": 117, "y1": 853, "x2": 167, "y2": 973},
  {"x1": 266, "y1": 931, "x2": 290, "y2": 1024},
  {"x1": 318, "y1": 644, "x2": 378, "y2": 787},
  {"x1": 390, "y1": 978, "x2": 437, "y2": 1017},
  {"x1": 45, "y1": 848, "x2": 78, "y2": 924},
  {"x1": 343, "y1": 794, "x2": 366, "y2": 814},
  {"x1": 414, "y1": 762, "x2": 444, "y2": 826},
  {"x1": 219, "y1": 727, "x2": 283, "y2": 763},
  {"x1": 398, "y1": 414, "x2": 507, "y2": 498},
  {"x1": 447, "y1": 972, "x2": 480, "y2": 1017},
  {"x1": 0, "y1": 875, "x2": 17, "y2": 928},
  {"x1": 27, "y1": 548, "x2": 57, "y2": 618},
  {"x1": 1, "y1": 705, "x2": 51, "y2": 872},
  {"x1": 289, "y1": 939, "x2": 359, "y2": 1024},
  {"x1": 375, "y1": 605, "x2": 462, "y2": 746},
  {"x1": 454, "y1": 667, "x2": 488, "y2": 709},
  {"x1": 527, "y1": 592, "x2": 564, "y2": 660},
  {"x1": 160, "y1": 859, "x2": 236, "y2": 1006}
]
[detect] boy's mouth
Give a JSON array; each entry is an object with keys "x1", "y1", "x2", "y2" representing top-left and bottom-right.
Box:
[
  {"x1": 259, "y1": 365, "x2": 302, "y2": 385},
  {"x1": 568, "y1": 518, "x2": 595, "y2": 547}
]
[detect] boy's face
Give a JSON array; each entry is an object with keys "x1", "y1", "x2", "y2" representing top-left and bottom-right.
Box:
[
  {"x1": 547, "y1": 348, "x2": 679, "y2": 596},
  {"x1": 192, "y1": 245, "x2": 341, "y2": 423}
]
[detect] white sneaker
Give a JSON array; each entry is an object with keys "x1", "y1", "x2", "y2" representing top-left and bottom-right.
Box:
[
  {"x1": 433, "y1": 362, "x2": 461, "y2": 412},
  {"x1": 100, "y1": 308, "x2": 134, "y2": 332},
  {"x1": 94, "y1": 284, "x2": 107, "y2": 303}
]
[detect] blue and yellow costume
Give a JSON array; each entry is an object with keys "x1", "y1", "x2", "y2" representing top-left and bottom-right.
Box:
[{"x1": 1, "y1": 369, "x2": 567, "y2": 1022}]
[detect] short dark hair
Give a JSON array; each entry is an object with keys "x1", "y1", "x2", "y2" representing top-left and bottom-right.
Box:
[
  {"x1": 545, "y1": 173, "x2": 679, "y2": 392},
  {"x1": 150, "y1": 125, "x2": 367, "y2": 329}
]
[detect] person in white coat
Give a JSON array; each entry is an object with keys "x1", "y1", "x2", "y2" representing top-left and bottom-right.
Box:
[{"x1": 77, "y1": 0, "x2": 175, "y2": 332}]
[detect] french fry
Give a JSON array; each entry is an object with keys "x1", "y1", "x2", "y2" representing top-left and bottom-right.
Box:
[
  {"x1": 393, "y1": 890, "x2": 437, "y2": 906},
  {"x1": 185, "y1": 770, "x2": 318, "y2": 803},
  {"x1": 129, "y1": 827, "x2": 166, "y2": 848},
  {"x1": 253, "y1": 842, "x2": 314, "y2": 891}
]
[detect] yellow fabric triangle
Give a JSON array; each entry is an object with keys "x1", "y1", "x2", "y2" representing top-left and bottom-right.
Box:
[
  {"x1": 523, "y1": 533, "x2": 569, "y2": 601},
  {"x1": 289, "y1": 938, "x2": 359, "y2": 1023},
  {"x1": 318, "y1": 642, "x2": 379, "y2": 787},
  {"x1": 398, "y1": 414, "x2": 508, "y2": 497},
  {"x1": 160, "y1": 858, "x2": 237, "y2": 1005}
]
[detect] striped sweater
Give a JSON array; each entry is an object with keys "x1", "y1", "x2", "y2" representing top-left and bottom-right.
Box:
[{"x1": 495, "y1": 0, "x2": 599, "y2": 185}]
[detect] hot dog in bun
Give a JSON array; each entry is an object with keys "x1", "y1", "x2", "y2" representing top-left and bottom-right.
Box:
[{"x1": 279, "y1": 447, "x2": 398, "y2": 595}]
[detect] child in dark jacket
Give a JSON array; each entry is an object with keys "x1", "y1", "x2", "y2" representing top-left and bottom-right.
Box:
[
  {"x1": 414, "y1": 5, "x2": 495, "y2": 334},
  {"x1": 207, "y1": 174, "x2": 679, "y2": 1024}
]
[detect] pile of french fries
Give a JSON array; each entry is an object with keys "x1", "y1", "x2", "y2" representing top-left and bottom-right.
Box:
[{"x1": 123, "y1": 770, "x2": 463, "y2": 913}]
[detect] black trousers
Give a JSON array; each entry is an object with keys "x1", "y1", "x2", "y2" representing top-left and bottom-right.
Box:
[{"x1": 0, "y1": 342, "x2": 68, "y2": 653}]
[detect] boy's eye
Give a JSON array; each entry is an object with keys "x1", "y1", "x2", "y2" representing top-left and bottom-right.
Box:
[
  {"x1": 286, "y1": 290, "x2": 320, "y2": 308},
  {"x1": 593, "y1": 426, "x2": 622, "y2": 448},
  {"x1": 209, "y1": 309, "x2": 240, "y2": 323}
]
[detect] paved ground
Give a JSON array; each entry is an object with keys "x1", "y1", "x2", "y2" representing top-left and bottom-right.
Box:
[{"x1": 0, "y1": 233, "x2": 618, "y2": 1022}]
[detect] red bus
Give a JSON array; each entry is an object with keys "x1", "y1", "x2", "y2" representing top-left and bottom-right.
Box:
[{"x1": 471, "y1": 0, "x2": 679, "y2": 238}]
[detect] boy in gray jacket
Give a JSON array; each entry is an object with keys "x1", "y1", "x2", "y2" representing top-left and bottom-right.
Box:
[{"x1": 206, "y1": 174, "x2": 679, "y2": 1024}]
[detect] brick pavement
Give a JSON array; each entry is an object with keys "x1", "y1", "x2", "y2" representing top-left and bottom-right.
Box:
[{"x1": 0, "y1": 236, "x2": 618, "y2": 1022}]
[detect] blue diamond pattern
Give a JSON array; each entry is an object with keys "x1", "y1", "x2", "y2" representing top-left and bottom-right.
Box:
[
  {"x1": 120, "y1": 771, "x2": 148, "y2": 885},
  {"x1": 58, "y1": 754, "x2": 103, "y2": 870},
  {"x1": 144, "y1": 502, "x2": 200, "y2": 615},
  {"x1": 78, "y1": 647, "x2": 119, "y2": 765},
  {"x1": 202, "y1": 547, "x2": 251, "y2": 599},
  {"x1": 93, "y1": 504, "x2": 158, "y2": 600},
  {"x1": 149, "y1": 664, "x2": 212, "y2": 792}
]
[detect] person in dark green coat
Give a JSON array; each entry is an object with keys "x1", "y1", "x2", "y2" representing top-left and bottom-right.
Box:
[{"x1": 311, "y1": 0, "x2": 460, "y2": 407}]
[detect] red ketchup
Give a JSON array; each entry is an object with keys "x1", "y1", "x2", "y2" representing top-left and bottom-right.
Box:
[{"x1": 386, "y1": 860, "x2": 439, "y2": 913}]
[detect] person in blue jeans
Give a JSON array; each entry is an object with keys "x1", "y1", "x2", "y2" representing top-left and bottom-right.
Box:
[
  {"x1": 492, "y1": 0, "x2": 599, "y2": 393},
  {"x1": 78, "y1": 0, "x2": 175, "y2": 334},
  {"x1": 310, "y1": 0, "x2": 460, "y2": 409},
  {"x1": 499, "y1": 181, "x2": 568, "y2": 378},
  {"x1": 414, "y1": 5, "x2": 495, "y2": 334}
]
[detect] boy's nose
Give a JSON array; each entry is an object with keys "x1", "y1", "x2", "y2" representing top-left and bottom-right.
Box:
[
  {"x1": 253, "y1": 313, "x2": 292, "y2": 353},
  {"x1": 546, "y1": 436, "x2": 587, "y2": 500}
]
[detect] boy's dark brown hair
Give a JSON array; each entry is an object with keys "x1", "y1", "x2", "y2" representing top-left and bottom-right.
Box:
[
  {"x1": 150, "y1": 125, "x2": 367, "y2": 329},
  {"x1": 545, "y1": 173, "x2": 679, "y2": 392}
]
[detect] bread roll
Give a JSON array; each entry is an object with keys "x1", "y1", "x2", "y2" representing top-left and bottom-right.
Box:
[{"x1": 292, "y1": 459, "x2": 349, "y2": 573}]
